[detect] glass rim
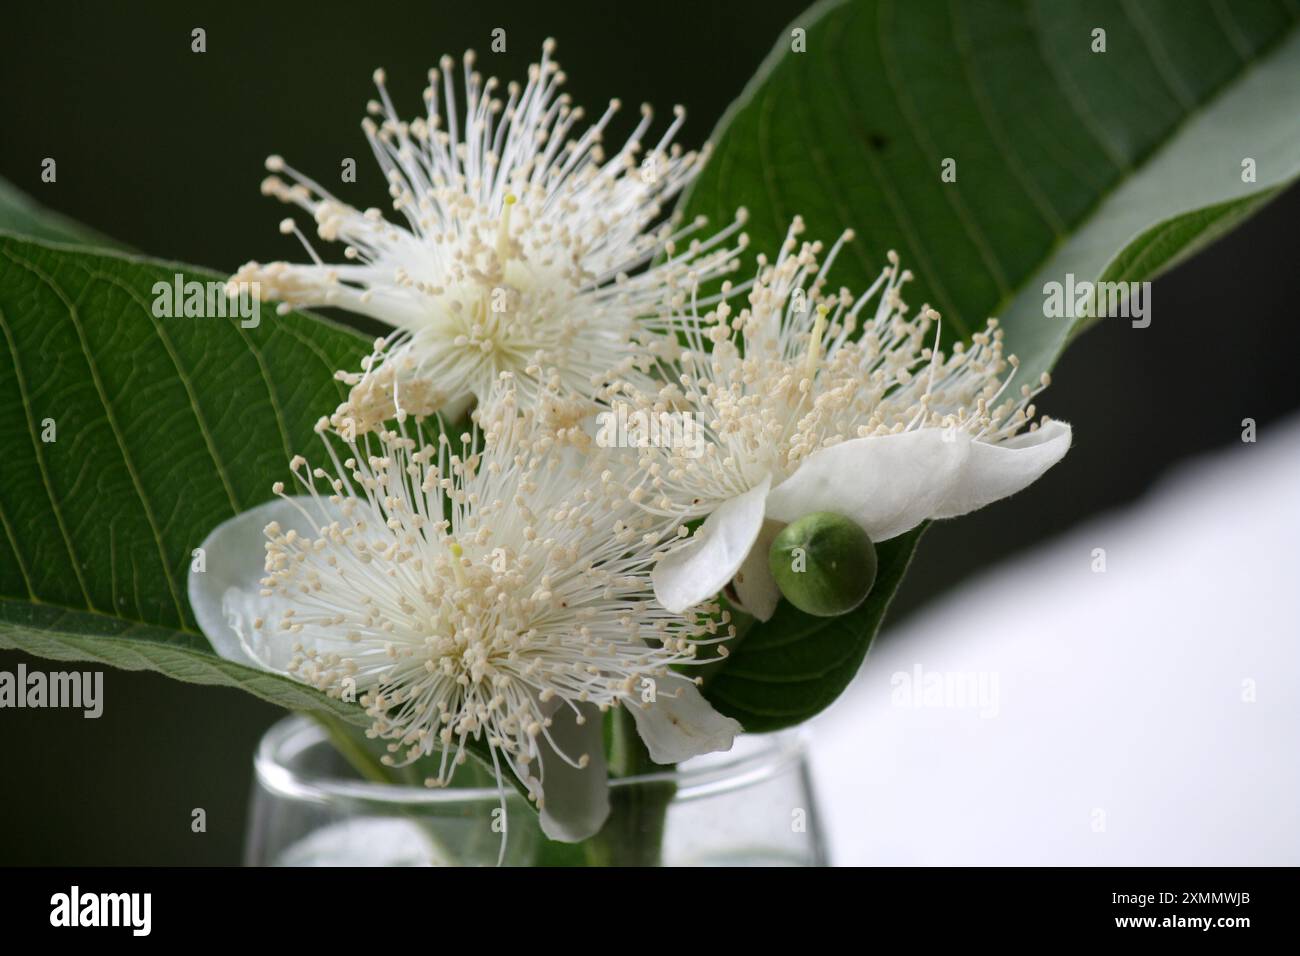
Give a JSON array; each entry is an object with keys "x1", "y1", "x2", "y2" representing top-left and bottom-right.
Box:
[{"x1": 255, "y1": 714, "x2": 806, "y2": 806}]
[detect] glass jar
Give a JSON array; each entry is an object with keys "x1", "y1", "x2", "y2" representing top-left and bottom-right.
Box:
[{"x1": 246, "y1": 714, "x2": 826, "y2": 866}]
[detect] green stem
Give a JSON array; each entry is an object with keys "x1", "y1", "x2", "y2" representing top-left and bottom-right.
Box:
[
  {"x1": 308, "y1": 712, "x2": 403, "y2": 784},
  {"x1": 580, "y1": 708, "x2": 676, "y2": 867},
  {"x1": 306, "y1": 712, "x2": 462, "y2": 864}
]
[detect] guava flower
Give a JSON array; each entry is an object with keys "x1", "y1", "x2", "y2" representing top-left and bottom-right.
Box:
[
  {"x1": 614, "y1": 219, "x2": 1072, "y2": 620},
  {"x1": 229, "y1": 39, "x2": 746, "y2": 432},
  {"x1": 187, "y1": 384, "x2": 741, "y2": 853}
]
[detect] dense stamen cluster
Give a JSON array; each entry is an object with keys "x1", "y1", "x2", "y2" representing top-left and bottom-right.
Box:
[
  {"x1": 243, "y1": 388, "x2": 729, "y2": 817},
  {"x1": 612, "y1": 218, "x2": 1053, "y2": 521},
  {"x1": 228, "y1": 39, "x2": 747, "y2": 431}
]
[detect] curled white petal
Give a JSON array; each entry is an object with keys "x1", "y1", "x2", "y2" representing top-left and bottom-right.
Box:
[
  {"x1": 535, "y1": 703, "x2": 610, "y2": 843},
  {"x1": 766, "y1": 430, "x2": 971, "y2": 541},
  {"x1": 652, "y1": 476, "x2": 772, "y2": 613},
  {"x1": 627, "y1": 676, "x2": 743, "y2": 764},
  {"x1": 188, "y1": 495, "x2": 334, "y2": 671},
  {"x1": 731, "y1": 519, "x2": 785, "y2": 622},
  {"x1": 934, "y1": 419, "x2": 1072, "y2": 519}
]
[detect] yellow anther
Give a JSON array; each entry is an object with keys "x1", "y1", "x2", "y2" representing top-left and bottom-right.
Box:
[
  {"x1": 497, "y1": 193, "x2": 517, "y2": 261},
  {"x1": 448, "y1": 540, "x2": 469, "y2": 588},
  {"x1": 804, "y1": 304, "x2": 829, "y2": 382}
]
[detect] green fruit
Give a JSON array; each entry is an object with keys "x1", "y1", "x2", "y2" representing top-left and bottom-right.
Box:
[{"x1": 768, "y1": 512, "x2": 877, "y2": 617}]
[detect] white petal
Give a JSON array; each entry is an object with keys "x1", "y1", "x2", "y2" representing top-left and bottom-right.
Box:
[
  {"x1": 766, "y1": 429, "x2": 971, "y2": 541},
  {"x1": 628, "y1": 676, "x2": 743, "y2": 764},
  {"x1": 933, "y1": 419, "x2": 1073, "y2": 519},
  {"x1": 217, "y1": 583, "x2": 300, "y2": 674},
  {"x1": 652, "y1": 476, "x2": 772, "y2": 613},
  {"x1": 731, "y1": 519, "x2": 785, "y2": 622},
  {"x1": 188, "y1": 495, "x2": 336, "y2": 671},
  {"x1": 536, "y1": 702, "x2": 610, "y2": 843}
]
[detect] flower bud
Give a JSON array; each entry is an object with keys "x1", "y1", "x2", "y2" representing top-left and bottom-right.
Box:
[{"x1": 768, "y1": 512, "x2": 877, "y2": 617}]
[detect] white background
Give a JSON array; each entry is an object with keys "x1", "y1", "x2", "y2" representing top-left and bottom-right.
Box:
[{"x1": 812, "y1": 416, "x2": 1299, "y2": 865}]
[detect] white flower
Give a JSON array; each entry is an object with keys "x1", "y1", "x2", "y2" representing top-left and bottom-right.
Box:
[
  {"x1": 187, "y1": 385, "x2": 741, "y2": 852},
  {"x1": 229, "y1": 39, "x2": 746, "y2": 432},
  {"x1": 614, "y1": 219, "x2": 1072, "y2": 620}
]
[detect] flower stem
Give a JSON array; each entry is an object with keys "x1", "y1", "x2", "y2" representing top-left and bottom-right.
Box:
[
  {"x1": 580, "y1": 708, "x2": 676, "y2": 867},
  {"x1": 309, "y1": 712, "x2": 399, "y2": 784},
  {"x1": 306, "y1": 712, "x2": 461, "y2": 864}
]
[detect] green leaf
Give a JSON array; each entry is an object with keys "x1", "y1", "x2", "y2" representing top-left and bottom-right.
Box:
[
  {"x1": 0, "y1": 176, "x2": 121, "y2": 249},
  {"x1": 1090, "y1": 184, "x2": 1288, "y2": 293},
  {"x1": 686, "y1": 0, "x2": 1300, "y2": 729},
  {"x1": 0, "y1": 234, "x2": 371, "y2": 725},
  {"x1": 685, "y1": 0, "x2": 1300, "y2": 381},
  {"x1": 0, "y1": 603, "x2": 366, "y2": 725}
]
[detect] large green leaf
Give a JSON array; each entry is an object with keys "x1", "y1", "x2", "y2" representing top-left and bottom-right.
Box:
[
  {"x1": 0, "y1": 234, "x2": 371, "y2": 726},
  {"x1": 687, "y1": 0, "x2": 1300, "y2": 378},
  {"x1": 686, "y1": 0, "x2": 1300, "y2": 728}
]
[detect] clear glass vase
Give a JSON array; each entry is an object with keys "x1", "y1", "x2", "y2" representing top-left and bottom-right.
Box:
[{"x1": 246, "y1": 714, "x2": 826, "y2": 866}]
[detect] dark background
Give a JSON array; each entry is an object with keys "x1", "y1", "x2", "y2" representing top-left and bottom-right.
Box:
[{"x1": 1, "y1": 0, "x2": 1296, "y2": 864}]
